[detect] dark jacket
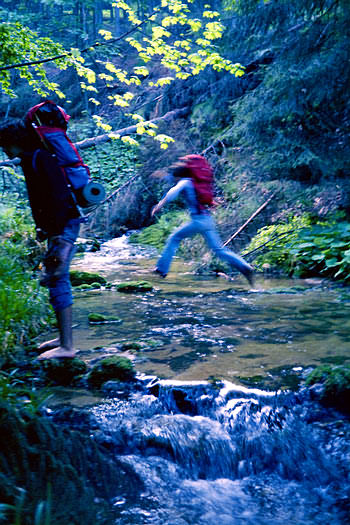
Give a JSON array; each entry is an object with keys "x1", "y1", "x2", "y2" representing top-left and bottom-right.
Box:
[{"x1": 20, "y1": 149, "x2": 80, "y2": 237}]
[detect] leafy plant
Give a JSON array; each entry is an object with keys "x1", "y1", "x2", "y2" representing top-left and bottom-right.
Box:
[
  {"x1": 245, "y1": 213, "x2": 350, "y2": 282},
  {"x1": 81, "y1": 140, "x2": 138, "y2": 193},
  {"x1": 289, "y1": 220, "x2": 350, "y2": 281},
  {"x1": 243, "y1": 214, "x2": 311, "y2": 271}
]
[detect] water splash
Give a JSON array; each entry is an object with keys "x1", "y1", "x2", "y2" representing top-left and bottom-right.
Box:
[{"x1": 81, "y1": 380, "x2": 349, "y2": 525}]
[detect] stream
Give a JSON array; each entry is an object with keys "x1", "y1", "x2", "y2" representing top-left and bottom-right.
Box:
[
  {"x1": 50, "y1": 235, "x2": 350, "y2": 524},
  {"x1": 71, "y1": 234, "x2": 350, "y2": 387}
]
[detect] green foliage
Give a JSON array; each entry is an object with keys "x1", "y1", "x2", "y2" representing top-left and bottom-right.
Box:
[
  {"x1": 0, "y1": 17, "x2": 87, "y2": 99},
  {"x1": 129, "y1": 210, "x2": 187, "y2": 251},
  {"x1": 0, "y1": 208, "x2": 51, "y2": 355},
  {"x1": 288, "y1": 220, "x2": 350, "y2": 281},
  {"x1": 243, "y1": 215, "x2": 311, "y2": 270},
  {"x1": 0, "y1": 1, "x2": 245, "y2": 150},
  {"x1": 0, "y1": 370, "x2": 52, "y2": 415},
  {"x1": 245, "y1": 213, "x2": 350, "y2": 282},
  {"x1": 224, "y1": 0, "x2": 350, "y2": 181},
  {"x1": 81, "y1": 140, "x2": 138, "y2": 193}
]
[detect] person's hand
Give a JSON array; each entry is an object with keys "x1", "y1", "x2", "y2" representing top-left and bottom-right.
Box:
[{"x1": 151, "y1": 204, "x2": 160, "y2": 217}]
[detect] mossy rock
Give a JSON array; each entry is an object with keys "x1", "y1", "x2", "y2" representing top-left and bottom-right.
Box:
[
  {"x1": 87, "y1": 356, "x2": 135, "y2": 388},
  {"x1": 88, "y1": 313, "x2": 122, "y2": 324},
  {"x1": 305, "y1": 364, "x2": 350, "y2": 411},
  {"x1": 70, "y1": 270, "x2": 107, "y2": 287},
  {"x1": 39, "y1": 358, "x2": 87, "y2": 386},
  {"x1": 74, "y1": 283, "x2": 95, "y2": 291},
  {"x1": 120, "y1": 341, "x2": 142, "y2": 351},
  {"x1": 116, "y1": 281, "x2": 153, "y2": 293}
]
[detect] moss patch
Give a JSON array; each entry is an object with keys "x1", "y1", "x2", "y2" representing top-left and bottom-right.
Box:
[
  {"x1": 116, "y1": 281, "x2": 153, "y2": 293},
  {"x1": 88, "y1": 313, "x2": 122, "y2": 324},
  {"x1": 87, "y1": 356, "x2": 135, "y2": 388},
  {"x1": 305, "y1": 364, "x2": 350, "y2": 411},
  {"x1": 70, "y1": 270, "x2": 107, "y2": 287}
]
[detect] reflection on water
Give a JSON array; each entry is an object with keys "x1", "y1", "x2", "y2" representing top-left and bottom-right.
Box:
[{"x1": 71, "y1": 236, "x2": 350, "y2": 387}]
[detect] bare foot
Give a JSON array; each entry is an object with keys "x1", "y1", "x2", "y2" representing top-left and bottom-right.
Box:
[
  {"x1": 38, "y1": 338, "x2": 60, "y2": 351},
  {"x1": 37, "y1": 346, "x2": 77, "y2": 360}
]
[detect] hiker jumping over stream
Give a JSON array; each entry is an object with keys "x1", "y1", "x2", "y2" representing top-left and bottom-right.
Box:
[
  {"x1": 0, "y1": 119, "x2": 81, "y2": 360},
  {"x1": 151, "y1": 155, "x2": 255, "y2": 287}
]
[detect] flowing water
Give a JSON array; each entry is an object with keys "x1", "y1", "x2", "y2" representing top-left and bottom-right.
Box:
[
  {"x1": 51, "y1": 235, "x2": 350, "y2": 524},
  {"x1": 71, "y1": 235, "x2": 350, "y2": 388}
]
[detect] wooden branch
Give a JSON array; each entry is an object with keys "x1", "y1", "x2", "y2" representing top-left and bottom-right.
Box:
[
  {"x1": 100, "y1": 173, "x2": 140, "y2": 205},
  {"x1": 242, "y1": 229, "x2": 294, "y2": 258},
  {"x1": 223, "y1": 193, "x2": 276, "y2": 247},
  {"x1": 75, "y1": 107, "x2": 188, "y2": 150},
  {"x1": 0, "y1": 107, "x2": 189, "y2": 167}
]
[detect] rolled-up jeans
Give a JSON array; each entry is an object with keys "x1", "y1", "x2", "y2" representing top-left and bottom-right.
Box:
[
  {"x1": 156, "y1": 213, "x2": 252, "y2": 277},
  {"x1": 46, "y1": 218, "x2": 80, "y2": 312}
]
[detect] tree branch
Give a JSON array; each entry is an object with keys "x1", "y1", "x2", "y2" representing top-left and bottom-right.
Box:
[
  {"x1": 0, "y1": 14, "x2": 155, "y2": 72},
  {"x1": 75, "y1": 107, "x2": 189, "y2": 149},
  {"x1": 0, "y1": 107, "x2": 189, "y2": 167}
]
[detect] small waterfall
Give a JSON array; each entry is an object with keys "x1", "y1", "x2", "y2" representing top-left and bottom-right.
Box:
[{"x1": 76, "y1": 379, "x2": 350, "y2": 525}]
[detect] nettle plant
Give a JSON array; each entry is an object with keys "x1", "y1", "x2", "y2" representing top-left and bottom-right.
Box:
[
  {"x1": 288, "y1": 219, "x2": 350, "y2": 281},
  {"x1": 245, "y1": 213, "x2": 350, "y2": 282}
]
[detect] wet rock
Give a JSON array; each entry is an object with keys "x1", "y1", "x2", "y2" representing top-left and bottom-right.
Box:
[
  {"x1": 116, "y1": 280, "x2": 153, "y2": 293},
  {"x1": 120, "y1": 341, "x2": 142, "y2": 351},
  {"x1": 38, "y1": 357, "x2": 88, "y2": 386},
  {"x1": 75, "y1": 237, "x2": 101, "y2": 253},
  {"x1": 305, "y1": 364, "x2": 350, "y2": 413},
  {"x1": 75, "y1": 282, "x2": 102, "y2": 291},
  {"x1": 88, "y1": 313, "x2": 122, "y2": 324},
  {"x1": 87, "y1": 356, "x2": 136, "y2": 389},
  {"x1": 70, "y1": 270, "x2": 107, "y2": 286}
]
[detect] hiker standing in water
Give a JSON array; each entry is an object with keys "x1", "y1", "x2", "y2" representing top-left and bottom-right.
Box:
[
  {"x1": 151, "y1": 155, "x2": 255, "y2": 286},
  {"x1": 0, "y1": 119, "x2": 81, "y2": 360}
]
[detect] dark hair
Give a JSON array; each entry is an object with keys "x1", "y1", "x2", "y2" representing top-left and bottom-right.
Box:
[{"x1": 0, "y1": 119, "x2": 40, "y2": 151}]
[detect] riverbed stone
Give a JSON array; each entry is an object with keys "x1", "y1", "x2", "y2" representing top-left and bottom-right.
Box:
[
  {"x1": 305, "y1": 364, "x2": 350, "y2": 412},
  {"x1": 116, "y1": 280, "x2": 153, "y2": 293},
  {"x1": 70, "y1": 270, "x2": 107, "y2": 286},
  {"x1": 87, "y1": 356, "x2": 136, "y2": 388},
  {"x1": 39, "y1": 357, "x2": 87, "y2": 386},
  {"x1": 88, "y1": 313, "x2": 122, "y2": 324},
  {"x1": 120, "y1": 341, "x2": 142, "y2": 351}
]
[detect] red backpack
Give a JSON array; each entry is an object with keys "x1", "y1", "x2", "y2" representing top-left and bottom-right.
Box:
[
  {"x1": 180, "y1": 154, "x2": 214, "y2": 209},
  {"x1": 25, "y1": 100, "x2": 91, "y2": 192}
]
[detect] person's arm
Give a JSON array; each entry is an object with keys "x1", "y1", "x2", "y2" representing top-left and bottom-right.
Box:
[{"x1": 151, "y1": 178, "x2": 191, "y2": 216}]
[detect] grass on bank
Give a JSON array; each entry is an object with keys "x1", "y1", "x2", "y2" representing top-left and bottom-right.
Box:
[{"x1": 0, "y1": 207, "x2": 52, "y2": 358}]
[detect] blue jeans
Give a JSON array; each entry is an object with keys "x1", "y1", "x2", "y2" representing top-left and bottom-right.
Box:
[
  {"x1": 156, "y1": 213, "x2": 252, "y2": 276},
  {"x1": 47, "y1": 218, "x2": 80, "y2": 312}
]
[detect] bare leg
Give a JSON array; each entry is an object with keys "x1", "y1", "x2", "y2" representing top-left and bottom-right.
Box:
[{"x1": 37, "y1": 306, "x2": 76, "y2": 360}]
